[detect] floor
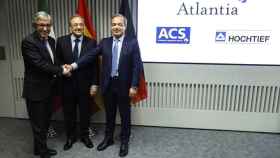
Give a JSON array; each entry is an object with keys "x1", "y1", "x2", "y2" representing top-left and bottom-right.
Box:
[{"x1": 0, "y1": 118, "x2": 279, "y2": 158}]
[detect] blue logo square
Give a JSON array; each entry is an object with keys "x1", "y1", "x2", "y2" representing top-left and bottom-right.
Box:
[
  {"x1": 215, "y1": 32, "x2": 226, "y2": 42},
  {"x1": 156, "y1": 27, "x2": 191, "y2": 44}
]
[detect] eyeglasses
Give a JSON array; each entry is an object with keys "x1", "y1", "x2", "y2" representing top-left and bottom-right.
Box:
[
  {"x1": 71, "y1": 23, "x2": 84, "y2": 27},
  {"x1": 36, "y1": 23, "x2": 52, "y2": 27}
]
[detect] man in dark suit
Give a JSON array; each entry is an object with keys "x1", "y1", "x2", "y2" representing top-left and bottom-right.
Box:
[
  {"x1": 56, "y1": 15, "x2": 98, "y2": 151},
  {"x1": 66, "y1": 14, "x2": 142, "y2": 157},
  {"x1": 21, "y1": 11, "x2": 69, "y2": 158}
]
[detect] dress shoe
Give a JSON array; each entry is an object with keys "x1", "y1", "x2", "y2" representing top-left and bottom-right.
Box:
[
  {"x1": 81, "y1": 137, "x2": 94, "y2": 148},
  {"x1": 119, "y1": 142, "x2": 129, "y2": 157},
  {"x1": 97, "y1": 137, "x2": 114, "y2": 151},
  {"x1": 63, "y1": 138, "x2": 76, "y2": 151},
  {"x1": 40, "y1": 153, "x2": 51, "y2": 158},
  {"x1": 34, "y1": 148, "x2": 57, "y2": 156}
]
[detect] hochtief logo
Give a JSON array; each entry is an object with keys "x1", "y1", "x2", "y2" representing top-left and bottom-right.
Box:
[
  {"x1": 215, "y1": 30, "x2": 271, "y2": 44},
  {"x1": 215, "y1": 32, "x2": 226, "y2": 42},
  {"x1": 156, "y1": 27, "x2": 191, "y2": 44}
]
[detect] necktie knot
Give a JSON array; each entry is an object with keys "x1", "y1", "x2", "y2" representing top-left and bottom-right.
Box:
[{"x1": 75, "y1": 38, "x2": 80, "y2": 43}]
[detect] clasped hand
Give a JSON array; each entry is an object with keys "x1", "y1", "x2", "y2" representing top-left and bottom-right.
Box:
[{"x1": 62, "y1": 64, "x2": 73, "y2": 77}]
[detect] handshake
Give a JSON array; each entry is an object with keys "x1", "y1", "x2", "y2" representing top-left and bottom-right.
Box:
[{"x1": 62, "y1": 64, "x2": 74, "y2": 77}]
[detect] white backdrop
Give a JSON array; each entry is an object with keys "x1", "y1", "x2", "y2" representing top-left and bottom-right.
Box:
[{"x1": 138, "y1": 0, "x2": 280, "y2": 65}]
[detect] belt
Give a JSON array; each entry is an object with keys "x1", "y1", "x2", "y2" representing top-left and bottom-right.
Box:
[{"x1": 111, "y1": 76, "x2": 119, "y2": 80}]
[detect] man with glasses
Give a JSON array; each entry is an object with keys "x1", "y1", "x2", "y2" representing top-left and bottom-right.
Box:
[{"x1": 21, "y1": 11, "x2": 70, "y2": 158}]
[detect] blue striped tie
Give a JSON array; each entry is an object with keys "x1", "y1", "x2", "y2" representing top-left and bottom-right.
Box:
[{"x1": 111, "y1": 39, "x2": 119, "y2": 77}]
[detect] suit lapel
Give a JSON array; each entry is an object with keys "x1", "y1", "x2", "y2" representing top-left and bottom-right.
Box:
[
  {"x1": 80, "y1": 37, "x2": 88, "y2": 57},
  {"x1": 108, "y1": 37, "x2": 113, "y2": 72},
  {"x1": 65, "y1": 35, "x2": 74, "y2": 62},
  {"x1": 48, "y1": 38, "x2": 57, "y2": 64},
  {"x1": 48, "y1": 38, "x2": 55, "y2": 54},
  {"x1": 38, "y1": 38, "x2": 53, "y2": 63},
  {"x1": 33, "y1": 32, "x2": 55, "y2": 64},
  {"x1": 118, "y1": 37, "x2": 128, "y2": 68}
]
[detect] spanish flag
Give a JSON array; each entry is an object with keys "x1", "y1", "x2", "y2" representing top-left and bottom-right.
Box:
[
  {"x1": 76, "y1": 0, "x2": 97, "y2": 40},
  {"x1": 76, "y1": 0, "x2": 103, "y2": 112}
]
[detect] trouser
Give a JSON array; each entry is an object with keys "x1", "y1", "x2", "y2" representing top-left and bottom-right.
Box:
[
  {"x1": 104, "y1": 77, "x2": 131, "y2": 143},
  {"x1": 26, "y1": 97, "x2": 52, "y2": 154},
  {"x1": 63, "y1": 93, "x2": 91, "y2": 139}
]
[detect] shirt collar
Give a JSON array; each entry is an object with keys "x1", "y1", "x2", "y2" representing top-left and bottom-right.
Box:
[
  {"x1": 113, "y1": 35, "x2": 124, "y2": 42},
  {"x1": 71, "y1": 34, "x2": 83, "y2": 43}
]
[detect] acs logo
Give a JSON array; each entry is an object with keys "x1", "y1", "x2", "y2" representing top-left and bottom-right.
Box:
[{"x1": 156, "y1": 27, "x2": 191, "y2": 44}]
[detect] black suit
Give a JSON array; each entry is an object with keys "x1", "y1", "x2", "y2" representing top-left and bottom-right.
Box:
[
  {"x1": 21, "y1": 31, "x2": 62, "y2": 154},
  {"x1": 56, "y1": 35, "x2": 98, "y2": 139},
  {"x1": 77, "y1": 36, "x2": 142, "y2": 142}
]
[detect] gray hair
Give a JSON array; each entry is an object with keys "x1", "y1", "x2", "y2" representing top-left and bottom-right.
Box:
[
  {"x1": 112, "y1": 13, "x2": 127, "y2": 27},
  {"x1": 32, "y1": 11, "x2": 52, "y2": 27},
  {"x1": 68, "y1": 15, "x2": 85, "y2": 27}
]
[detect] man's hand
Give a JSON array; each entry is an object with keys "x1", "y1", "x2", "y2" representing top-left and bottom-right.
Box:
[
  {"x1": 129, "y1": 87, "x2": 137, "y2": 98},
  {"x1": 90, "y1": 85, "x2": 98, "y2": 96},
  {"x1": 62, "y1": 64, "x2": 73, "y2": 77},
  {"x1": 64, "y1": 64, "x2": 73, "y2": 72}
]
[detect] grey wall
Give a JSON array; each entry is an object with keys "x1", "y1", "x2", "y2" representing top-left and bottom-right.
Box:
[{"x1": 0, "y1": 0, "x2": 15, "y2": 117}]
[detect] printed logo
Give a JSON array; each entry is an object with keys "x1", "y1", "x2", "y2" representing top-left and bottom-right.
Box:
[
  {"x1": 156, "y1": 27, "x2": 191, "y2": 44},
  {"x1": 215, "y1": 32, "x2": 226, "y2": 42},
  {"x1": 215, "y1": 30, "x2": 271, "y2": 44}
]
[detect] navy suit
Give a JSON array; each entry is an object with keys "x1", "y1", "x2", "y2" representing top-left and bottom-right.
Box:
[
  {"x1": 56, "y1": 35, "x2": 98, "y2": 139},
  {"x1": 77, "y1": 36, "x2": 142, "y2": 142},
  {"x1": 21, "y1": 31, "x2": 62, "y2": 154}
]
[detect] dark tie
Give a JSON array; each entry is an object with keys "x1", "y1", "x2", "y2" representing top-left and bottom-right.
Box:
[
  {"x1": 73, "y1": 38, "x2": 80, "y2": 62},
  {"x1": 111, "y1": 39, "x2": 119, "y2": 77}
]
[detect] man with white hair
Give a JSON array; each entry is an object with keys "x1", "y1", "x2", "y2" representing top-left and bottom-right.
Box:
[{"x1": 21, "y1": 11, "x2": 69, "y2": 158}]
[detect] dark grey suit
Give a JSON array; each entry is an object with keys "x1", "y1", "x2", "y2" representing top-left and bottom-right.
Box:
[
  {"x1": 21, "y1": 31, "x2": 62, "y2": 154},
  {"x1": 56, "y1": 34, "x2": 98, "y2": 139}
]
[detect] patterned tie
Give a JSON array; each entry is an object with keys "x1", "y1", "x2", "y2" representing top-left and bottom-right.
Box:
[
  {"x1": 73, "y1": 38, "x2": 80, "y2": 62},
  {"x1": 111, "y1": 39, "x2": 119, "y2": 77}
]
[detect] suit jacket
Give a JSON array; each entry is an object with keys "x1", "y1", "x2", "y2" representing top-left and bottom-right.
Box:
[
  {"x1": 78, "y1": 36, "x2": 142, "y2": 96},
  {"x1": 56, "y1": 34, "x2": 98, "y2": 95},
  {"x1": 21, "y1": 31, "x2": 62, "y2": 101}
]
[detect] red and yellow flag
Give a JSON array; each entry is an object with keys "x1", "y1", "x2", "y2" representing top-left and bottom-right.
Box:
[
  {"x1": 76, "y1": 0, "x2": 97, "y2": 40},
  {"x1": 76, "y1": 0, "x2": 103, "y2": 112}
]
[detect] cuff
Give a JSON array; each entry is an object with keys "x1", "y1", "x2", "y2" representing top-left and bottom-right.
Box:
[
  {"x1": 71, "y1": 63, "x2": 78, "y2": 70},
  {"x1": 90, "y1": 85, "x2": 99, "y2": 91}
]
